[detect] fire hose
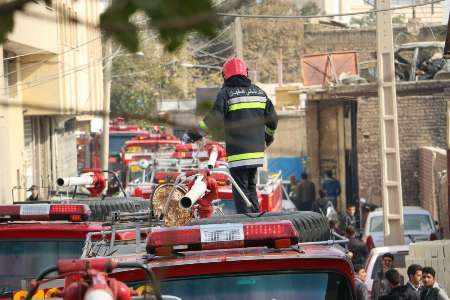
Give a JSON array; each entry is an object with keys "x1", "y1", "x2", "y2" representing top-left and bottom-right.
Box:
[{"x1": 25, "y1": 258, "x2": 161, "y2": 300}]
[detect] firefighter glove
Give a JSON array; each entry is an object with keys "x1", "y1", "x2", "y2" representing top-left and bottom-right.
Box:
[{"x1": 265, "y1": 133, "x2": 274, "y2": 147}]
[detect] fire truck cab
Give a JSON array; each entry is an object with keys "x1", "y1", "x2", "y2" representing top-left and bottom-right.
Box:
[
  {"x1": 113, "y1": 220, "x2": 356, "y2": 300},
  {"x1": 0, "y1": 203, "x2": 138, "y2": 297}
]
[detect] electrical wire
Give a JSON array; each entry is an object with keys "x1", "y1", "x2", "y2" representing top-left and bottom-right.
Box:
[
  {"x1": 1, "y1": 34, "x2": 103, "y2": 79},
  {"x1": 217, "y1": 0, "x2": 444, "y2": 19},
  {"x1": 0, "y1": 45, "x2": 121, "y2": 94}
]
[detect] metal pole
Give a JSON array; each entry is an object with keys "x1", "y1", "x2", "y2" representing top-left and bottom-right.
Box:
[
  {"x1": 443, "y1": 12, "x2": 450, "y2": 237},
  {"x1": 376, "y1": 0, "x2": 405, "y2": 246},
  {"x1": 101, "y1": 37, "x2": 112, "y2": 172}
]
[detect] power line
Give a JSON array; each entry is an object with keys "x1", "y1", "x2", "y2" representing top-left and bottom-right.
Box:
[
  {"x1": 217, "y1": 0, "x2": 444, "y2": 19},
  {"x1": 0, "y1": 45, "x2": 120, "y2": 94},
  {"x1": 1, "y1": 34, "x2": 103, "y2": 78}
]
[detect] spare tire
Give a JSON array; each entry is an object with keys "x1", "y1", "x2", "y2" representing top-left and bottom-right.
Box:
[
  {"x1": 190, "y1": 211, "x2": 330, "y2": 242},
  {"x1": 51, "y1": 197, "x2": 149, "y2": 221}
]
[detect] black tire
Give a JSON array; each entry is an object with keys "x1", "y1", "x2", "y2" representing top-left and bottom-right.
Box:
[
  {"x1": 190, "y1": 211, "x2": 330, "y2": 242},
  {"x1": 51, "y1": 197, "x2": 149, "y2": 221}
]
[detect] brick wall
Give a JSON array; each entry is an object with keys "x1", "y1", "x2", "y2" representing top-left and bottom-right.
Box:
[
  {"x1": 303, "y1": 25, "x2": 447, "y2": 63},
  {"x1": 357, "y1": 95, "x2": 447, "y2": 207},
  {"x1": 419, "y1": 147, "x2": 448, "y2": 238}
]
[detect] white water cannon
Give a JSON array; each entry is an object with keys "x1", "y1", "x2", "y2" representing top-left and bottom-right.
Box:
[
  {"x1": 207, "y1": 145, "x2": 218, "y2": 170},
  {"x1": 179, "y1": 175, "x2": 207, "y2": 209},
  {"x1": 56, "y1": 170, "x2": 106, "y2": 197},
  {"x1": 56, "y1": 175, "x2": 94, "y2": 187}
]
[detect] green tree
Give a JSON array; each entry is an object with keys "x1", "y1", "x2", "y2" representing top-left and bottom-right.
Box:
[
  {"x1": 300, "y1": 1, "x2": 320, "y2": 16},
  {"x1": 110, "y1": 33, "x2": 222, "y2": 126},
  {"x1": 0, "y1": 0, "x2": 218, "y2": 52}
]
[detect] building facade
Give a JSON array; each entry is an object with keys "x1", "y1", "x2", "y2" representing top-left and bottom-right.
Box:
[
  {"x1": 295, "y1": 0, "x2": 445, "y2": 24},
  {"x1": 0, "y1": 0, "x2": 104, "y2": 203}
]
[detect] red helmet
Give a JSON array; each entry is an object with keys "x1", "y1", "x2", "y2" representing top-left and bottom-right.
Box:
[{"x1": 222, "y1": 57, "x2": 248, "y2": 79}]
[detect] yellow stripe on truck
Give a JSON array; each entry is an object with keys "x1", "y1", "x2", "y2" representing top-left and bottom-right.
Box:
[
  {"x1": 228, "y1": 152, "x2": 265, "y2": 162},
  {"x1": 228, "y1": 102, "x2": 266, "y2": 112}
]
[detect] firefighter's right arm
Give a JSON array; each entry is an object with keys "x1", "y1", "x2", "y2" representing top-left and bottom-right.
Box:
[{"x1": 185, "y1": 90, "x2": 226, "y2": 143}]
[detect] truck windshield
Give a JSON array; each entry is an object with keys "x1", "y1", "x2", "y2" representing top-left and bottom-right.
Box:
[
  {"x1": 0, "y1": 240, "x2": 84, "y2": 291},
  {"x1": 370, "y1": 214, "x2": 433, "y2": 232},
  {"x1": 110, "y1": 135, "x2": 135, "y2": 155},
  {"x1": 131, "y1": 271, "x2": 352, "y2": 300}
]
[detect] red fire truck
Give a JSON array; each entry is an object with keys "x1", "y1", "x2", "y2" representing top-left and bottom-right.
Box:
[
  {"x1": 109, "y1": 118, "x2": 150, "y2": 172},
  {"x1": 22, "y1": 217, "x2": 355, "y2": 300},
  {"x1": 0, "y1": 203, "x2": 102, "y2": 296}
]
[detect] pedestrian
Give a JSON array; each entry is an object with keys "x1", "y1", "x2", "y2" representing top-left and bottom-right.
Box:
[
  {"x1": 372, "y1": 253, "x2": 397, "y2": 300},
  {"x1": 379, "y1": 269, "x2": 405, "y2": 300},
  {"x1": 313, "y1": 189, "x2": 333, "y2": 214},
  {"x1": 321, "y1": 170, "x2": 341, "y2": 208},
  {"x1": 294, "y1": 172, "x2": 316, "y2": 211},
  {"x1": 355, "y1": 264, "x2": 370, "y2": 300},
  {"x1": 183, "y1": 57, "x2": 278, "y2": 213},
  {"x1": 421, "y1": 266, "x2": 449, "y2": 300},
  {"x1": 287, "y1": 175, "x2": 297, "y2": 199},
  {"x1": 346, "y1": 225, "x2": 368, "y2": 266},
  {"x1": 402, "y1": 264, "x2": 424, "y2": 300},
  {"x1": 340, "y1": 204, "x2": 357, "y2": 231},
  {"x1": 27, "y1": 185, "x2": 40, "y2": 201}
]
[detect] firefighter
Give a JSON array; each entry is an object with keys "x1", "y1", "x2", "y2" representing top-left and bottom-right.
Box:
[{"x1": 183, "y1": 57, "x2": 278, "y2": 213}]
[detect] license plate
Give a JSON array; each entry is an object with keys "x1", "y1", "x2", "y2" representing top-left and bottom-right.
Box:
[
  {"x1": 200, "y1": 223, "x2": 244, "y2": 243},
  {"x1": 20, "y1": 204, "x2": 50, "y2": 216}
]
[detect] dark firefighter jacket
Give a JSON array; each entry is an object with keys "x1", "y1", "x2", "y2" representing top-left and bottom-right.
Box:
[{"x1": 192, "y1": 75, "x2": 278, "y2": 169}]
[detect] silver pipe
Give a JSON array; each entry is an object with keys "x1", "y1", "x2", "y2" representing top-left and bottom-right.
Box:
[{"x1": 210, "y1": 170, "x2": 252, "y2": 208}]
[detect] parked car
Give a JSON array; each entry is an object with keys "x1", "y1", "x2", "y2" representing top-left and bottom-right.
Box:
[
  {"x1": 364, "y1": 245, "x2": 409, "y2": 294},
  {"x1": 363, "y1": 206, "x2": 439, "y2": 247}
]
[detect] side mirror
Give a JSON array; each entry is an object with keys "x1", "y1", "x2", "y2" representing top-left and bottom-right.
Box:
[{"x1": 138, "y1": 159, "x2": 150, "y2": 169}]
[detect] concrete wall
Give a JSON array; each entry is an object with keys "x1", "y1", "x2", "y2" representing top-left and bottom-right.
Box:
[
  {"x1": 419, "y1": 147, "x2": 448, "y2": 238},
  {"x1": 358, "y1": 95, "x2": 447, "y2": 207},
  {"x1": 0, "y1": 0, "x2": 103, "y2": 203},
  {"x1": 266, "y1": 110, "x2": 307, "y2": 180}
]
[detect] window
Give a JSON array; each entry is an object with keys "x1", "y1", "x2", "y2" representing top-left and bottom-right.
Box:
[
  {"x1": 371, "y1": 252, "x2": 408, "y2": 279},
  {"x1": 0, "y1": 240, "x2": 84, "y2": 291},
  {"x1": 130, "y1": 271, "x2": 353, "y2": 300},
  {"x1": 370, "y1": 214, "x2": 433, "y2": 233}
]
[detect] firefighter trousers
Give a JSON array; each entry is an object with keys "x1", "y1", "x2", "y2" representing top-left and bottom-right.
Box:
[{"x1": 230, "y1": 167, "x2": 260, "y2": 214}]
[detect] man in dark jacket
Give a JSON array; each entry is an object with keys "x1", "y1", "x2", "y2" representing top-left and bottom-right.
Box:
[
  {"x1": 184, "y1": 57, "x2": 278, "y2": 213},
  {"x1": 400, "y1": 264, "x2": 424, "y2": 300},
  {"x1": 346, "y1": 225, "x2": 368, "y2": 266},
  {"x1": 421, "y1": 267, "x2": 449, "y2": 300},
  {"x1": 294, "y1": 172, "x2": 315, "y2": 211},
  {"x1": 372, "y1": 253, "x2": 397, "y2": 300},
  {"x1": 379, "y1": 269, "x2": 405, "y2": 300}
]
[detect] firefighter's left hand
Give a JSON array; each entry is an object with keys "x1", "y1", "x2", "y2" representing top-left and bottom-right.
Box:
[{"x1": 265, "y1": 133, "x2": 274, "y2": 147}]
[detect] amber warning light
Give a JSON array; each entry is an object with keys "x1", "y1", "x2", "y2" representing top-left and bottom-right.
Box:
[{"x1": 146, "y1": 221, "x2": 299, "y2": 256}]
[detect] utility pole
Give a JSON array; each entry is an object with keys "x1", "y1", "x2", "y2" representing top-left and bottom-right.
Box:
[
  {"x1": 234, "y1": 17, "x2": 243, "y2": 59},
  {"x1": 443, "y1": 11, "x2": 450, "y2": 236},
  {"x1": 376, "y1": 0, "x2": 405, "y2": 246},
  {"x1": 101, "y1": 37, "x2": 112, "y2": 172},
  {"x1": 277, "y1": 47, "x2": 283, "y2": 86}
]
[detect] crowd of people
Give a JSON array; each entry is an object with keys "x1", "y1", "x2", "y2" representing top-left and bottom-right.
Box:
[
  {"x1": 355, "y1": 260, "x2": 449, "y2": 300},
  {"x1": 288, "y1": 171, "x2": 449, "y2": 300}
]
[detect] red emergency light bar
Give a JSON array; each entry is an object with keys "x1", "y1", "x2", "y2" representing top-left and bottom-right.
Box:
[
  {"x1": 146, "y1": 221, "x2": 299, "y2": 256},
  {"x1": 0, "y1": 204, "x2": 91, "y2": 222}
]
